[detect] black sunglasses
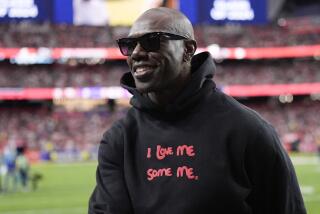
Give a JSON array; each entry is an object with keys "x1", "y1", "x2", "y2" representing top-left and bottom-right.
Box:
[{"x1": 116, "y1": 32, "x2": 188, "y2": 56}]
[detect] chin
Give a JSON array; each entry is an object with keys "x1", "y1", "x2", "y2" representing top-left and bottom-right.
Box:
[
  {"x1": 135, "y1": 83, "x2": 159, "y2": 94},
  {"x1": 136, "y1": 86, "x2": 154, "y2": 94},
  {"x1": 136, "y1": 87, "x2": 149, "y2": 94}
]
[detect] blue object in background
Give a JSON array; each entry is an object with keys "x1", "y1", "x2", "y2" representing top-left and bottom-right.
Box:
[
  {"x1": 0, "y1": 0, "x2": 53, "y2": 22},
  {"x1": 0, "y1": 0, "x2": 267, "y2": 25},
  {"x1": 179, "y1": 0, "x2": 199, "y2": 24},
  {"x1": 179, "y1": 0, "x2": 268, "y2": 25},
  {"x1": 0, "y1": 0, "x2": 73, "y2": 24},
  {"x1": 53, "y1": 0, "x2": 73, "y2": 24}
]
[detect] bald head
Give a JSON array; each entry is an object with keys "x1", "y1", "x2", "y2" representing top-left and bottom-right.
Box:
[
  {"x1": 129, "y1": 7, "x2": 194, "y2": 40},
  {"x1": 124, "y1": 7, "x2": 197, "y2": 103}
]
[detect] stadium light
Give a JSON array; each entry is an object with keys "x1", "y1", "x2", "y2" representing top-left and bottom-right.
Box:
[
  {"x1": 310, "y1": 93, "x2": 320, "y2": 101},
  {"x1": 279, "y1": 94, "x2": 293, "y2": 103}
]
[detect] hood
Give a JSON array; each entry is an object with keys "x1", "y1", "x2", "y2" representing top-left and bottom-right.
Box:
[{"x1": 120, "y1": 51, "x2": 216, "y2": 117}]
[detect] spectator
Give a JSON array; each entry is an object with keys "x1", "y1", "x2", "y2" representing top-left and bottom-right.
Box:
[
  {"x1": 2, "y1": 146, "x2": 17, "y2": 192},
  {"x1": 16, "y1": 146, "x2": 30, "y2": 191}
]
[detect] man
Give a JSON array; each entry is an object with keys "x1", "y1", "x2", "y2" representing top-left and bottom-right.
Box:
[
  {"x1": 89, "y1": 7, "x2": 306, "y2": 214},
  {"x1": 16, "y1": 146, "x2": 30, "y2": 191}
]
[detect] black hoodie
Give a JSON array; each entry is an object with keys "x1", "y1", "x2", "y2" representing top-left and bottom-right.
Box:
[{"x1": 89, "y1": 52, "x2": 306, "y2": 214}]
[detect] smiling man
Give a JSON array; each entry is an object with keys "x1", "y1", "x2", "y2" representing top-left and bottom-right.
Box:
[
  {"x1": 120, "y1": 8, "x2": 196, "y2": 107},
  {"x1": 88, "y1": 7, "x2": 306, "y2": 214}
]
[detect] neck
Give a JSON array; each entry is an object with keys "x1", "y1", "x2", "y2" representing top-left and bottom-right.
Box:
[{"x1": 147, "y1": 69, "x2": 191, "y2": 108}]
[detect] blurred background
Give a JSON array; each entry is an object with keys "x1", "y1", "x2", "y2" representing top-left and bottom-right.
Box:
[{"x1": 0, "y1": 0, "x2": 319, "y2": 213}]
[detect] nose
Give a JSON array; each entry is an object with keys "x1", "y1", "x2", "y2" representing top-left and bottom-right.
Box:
[{"x1": 131, "y1": 42, "x2": 148, "y2": 60}]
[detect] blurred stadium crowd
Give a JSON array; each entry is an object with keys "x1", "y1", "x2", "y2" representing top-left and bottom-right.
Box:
[
  {"x1": 0, "y1": 15, "x2": 319, "y2": 48},
  {"x1": 215, "y1": 59, "x2": 320, "y2": 85},
  {"x1": 0, "y1": 99, "x2": 319, "y2": 155},
  {"x1": 0, "y1": 14, "x2": 319, "y2": 164},
  {"x1": 0, "y1": 62, "x2": 126, "y2": 88},
  {"x1": 0, "y1": 105, "x2": 126, "y2": 153},
  {"x1": 0, "y1": 59, "x2": 319, "y2": 88}
]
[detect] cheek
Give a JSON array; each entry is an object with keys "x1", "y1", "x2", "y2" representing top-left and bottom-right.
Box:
[
  {"x1": 126, "y1": 58, "x2": 133, "y2": 70},
  {"x1": 148, "y1": 53, "x2": 163, "y2": 66}
]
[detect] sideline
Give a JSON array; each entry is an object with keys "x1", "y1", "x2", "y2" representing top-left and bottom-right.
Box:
[
  {"x1": 1, "y1": 206, "x2": 86, "y2": 214},
  {"x1": 32, "y1": 161, "x2": 97, "y2": 168},
  {"x1": 290, "y1": 156, "x2": 319, "y2": 165}
]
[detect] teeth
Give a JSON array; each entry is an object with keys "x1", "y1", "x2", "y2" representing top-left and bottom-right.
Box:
[{"x1": 136, "y1": 66, "x2": 151, "y2": 73}]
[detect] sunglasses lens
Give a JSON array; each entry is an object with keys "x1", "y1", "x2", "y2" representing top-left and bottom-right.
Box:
[
  {"x1": 118, "y1": 39, "x2": 136, "y2": 56},
  {"x1": 140, "y1": 34, "x2": 160, "y2": 52},
  {"x1": 117, "y1": 33, "x2": 163, "y2": 56}
]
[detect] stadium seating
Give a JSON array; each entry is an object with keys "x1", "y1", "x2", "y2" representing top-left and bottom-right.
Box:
[
  {"x1": 0, "y1": 15, "x2": 319, "y2": 155},
  {"x1": 0, "y1": 99, "x2": 318, "y2": 153},
  {"x1": 0, "y1": 62, "x2": 127, "y2": 87},
  {"x1": 0, "y1": 105, "x2": 127, "y2": 151},
  {"x1": 247, "y1": 99, "x2": 320, "y2": 152},
  {"x1": 0, "y1": 16, "x2": 319, "y2": 48},
  {"x1": 215, "y1": 59, "x2": 320, "y2": 85}
]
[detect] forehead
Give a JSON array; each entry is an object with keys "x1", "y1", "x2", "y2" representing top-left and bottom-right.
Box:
[
  {"x1": 129, "y1": 23, "x2": 162, "y2": 36},
  {"x1": 129, "y1": 15, "x2": 178, "y2": 37}
]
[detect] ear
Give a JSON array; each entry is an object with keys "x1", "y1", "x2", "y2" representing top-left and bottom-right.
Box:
[{"x1": 183, "y1": 40, "x2": 197, "y2": 62}]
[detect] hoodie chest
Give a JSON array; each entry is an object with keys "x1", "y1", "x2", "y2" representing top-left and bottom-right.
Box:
[{"x1": 122, "y1": 112, "x2": 250, "y2": 213}]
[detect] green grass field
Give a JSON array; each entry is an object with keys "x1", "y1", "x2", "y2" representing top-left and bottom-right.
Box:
[
  {"x1": 0, "y1": 162, "x2": 97, "y2": 214},
  {"x1": 292, "y1": 154, "x2": 320, "y2": 214},
  {"x1": 0, "y1": 155, "x2": 319, "y2": 214}
]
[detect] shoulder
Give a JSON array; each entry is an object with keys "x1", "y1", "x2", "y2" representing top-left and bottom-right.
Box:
[
  {"x1": 209, "y1": 89, "x2": 273, "y2": 133},
  {"x1": 101, "y1": 107, "x2": 137, "y2": 145},
  {"x1": 210, "y1": 90, "x2": 282, "y2": 157},
  {"x1": 98, "y1": 108, "x2": 138, "y2": 163},
  {"x1": 214, "y1": 92, "x2": 288, "y2": 169},
  {"x1": 227, "y1": 96, "x2": 281, "y2": 155}
]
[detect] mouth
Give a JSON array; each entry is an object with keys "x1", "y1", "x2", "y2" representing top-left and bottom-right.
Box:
[{"x1": 133, "y1": 65, "x2": 156, "y2": 80}]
